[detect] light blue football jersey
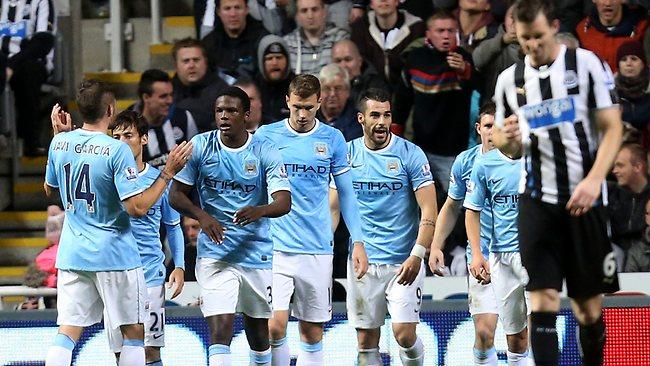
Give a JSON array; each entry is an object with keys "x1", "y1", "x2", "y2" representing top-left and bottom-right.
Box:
[
  {"x1": 131, "y1": 164, "x2": 183, "y2": 286},
  {"x1": 174, "y1": 131, "x2": 290, "y2": 269},
  {"x1": 448, "y1": 145, "x2": 492, "y2": 262},
  {"x1": 346, "y1": 135, "x2": 433, "y2": 264},
  {"x1": 464, "y1": 149, "x2": 521, "y2": 253},
  {"x1": 255, "y1": 119, "x2": 350, "y2": 254},
  {"x1": 45, "y1": 129, "x2": 144, "y2": 271}
]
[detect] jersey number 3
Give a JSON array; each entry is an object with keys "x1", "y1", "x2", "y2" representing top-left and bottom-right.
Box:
[{"x1": 63, "y1": 163, "x2": 96, "y2": 212}]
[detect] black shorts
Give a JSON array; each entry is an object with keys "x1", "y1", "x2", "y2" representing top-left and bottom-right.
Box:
[{"x1": 518, "y1": 195, "x2": 619, "y2": 299}]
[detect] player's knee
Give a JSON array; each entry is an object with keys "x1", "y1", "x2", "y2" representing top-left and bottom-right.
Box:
[
  {"x1": 298, "y1": 321, "x2": 323, "y2": 344},
  {"x1": 144, "y1": 346, "x2": 160, "y2": 362},
  {"x1": 120, "y1": 323, "x2": 144, "y2": 341},
  {"x1": 474, "y1": 326, "x2": 495, "y2": 348},
  {"x1": 574, "y1": 306, "x2": 602, "y2": 325},
  {"x1": 531, "y1": 289, "x2": 560, "y2": 312},
  {"x1": 506, "y1": 330, "x2": 528, "y2": 353},
  {"x1": 356, "y1": 329, "x2": 380, "y2": 349},
  {"x1": 268, "y1": 319, "x2": 287, "y2": 340},
  {"x1": 392, "y1": 325, "x2": 417, "y2": 348}
]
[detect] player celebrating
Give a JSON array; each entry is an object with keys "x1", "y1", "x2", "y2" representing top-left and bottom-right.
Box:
[
  {"x1": 428, "y1": 102, "x2": 500, "y2": 365},
  {"x1": 465, "y1": 147, "x2": 530, "y2": 365},
  {"x1": 493, "y1": 1, "x2": 622, "y2": 365},
  {"x1": 169, "y1": 86, "x2": 291, "y2": 366},
  {"x1": 255, "y1": 74, "x2": 367, "y2": 366},
  {"x1": 44, "y1": 80, "x2": 192, "y2": 366},
  {"x1": 330, "y1": 88, "x2": 437, "y2": 366},
  {"x1": 107, "y1": 110, "x2": 186, "y2": 366}
]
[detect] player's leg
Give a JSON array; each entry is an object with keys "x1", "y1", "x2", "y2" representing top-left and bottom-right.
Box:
[
  {"x1": 269, "y1": 251, "x2": 296, "y2": 366},
  {"x1": 518, "y1": 196, "x2": 563, "y2": 366},
  {"x1": 239, "y1": 266, "x2": 274, "y2": 366},
  {"x1": 196, "y1": 258, "x2": 241, "y2": 366},
  {"x1": 467, "y1": 264, "x2": 499, "y2": 366},
  {"x1": 293, "y1": 254, "x2": 333, "y2": 366},
  {"x1": 347, "y1": 261, "x2": 386, "y2": 366},
  {"x1": 490, "y1": 252, "x2": 530, "y2": 365},
  {"x1": 387, "y1": 261, "x2": 426, "y2": 366},
  {"x1": 144, "y1": 285, "x2": 166, "y2": 365},
  {"x1": 566, "y1": 206, "x2": 619, "y2": 366},
  {"x1": 46, "y1": 270, "x2": 103, "y2": 366}
]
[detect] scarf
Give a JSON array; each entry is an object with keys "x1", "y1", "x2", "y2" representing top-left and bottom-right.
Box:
[{"x1": 616, "y1": 68, "x2": 649, "y2": 99}]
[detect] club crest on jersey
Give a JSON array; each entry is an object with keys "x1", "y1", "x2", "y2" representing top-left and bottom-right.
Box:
[
  {"x1": 563, "y1": 70, "x2": 578, "y2": 88},
  {"x1": 244, "y1": 160, "x2": 258, "y2": 176},
  {"x1": 314, "y1": 142, "x2": 328, "y2": 156},
  {"x1": 386, "y1": 160, "x2": 400, "y2": 174},
  {"x1": 125, "y1": 167, "x2": 138, "y2": 181},
  {"x1": 422, "y1": 163, "x2": 431, "y2": 176}
]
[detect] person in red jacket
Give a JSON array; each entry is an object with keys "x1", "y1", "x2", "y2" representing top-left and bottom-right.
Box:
[{"x1": 576, "y1": 0, "x2": 648, "y2": 73}]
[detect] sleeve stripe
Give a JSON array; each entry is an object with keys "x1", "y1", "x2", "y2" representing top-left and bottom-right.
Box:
[
  {"x1": 164, "y1": 220, "x2": 181, "y2": 226},
  {"x1": 332, "y1": 167, "x2": 351, "y2": 176},
  {"x1": 269, "y1": 187, "x2": 291, "y2": 195},
  {"x1": 413, "y1": 180, "x2": 434, "y2": 191},
  {"x1": 173, "y1": 176, "x2": 195, "y2": 186},
  {"x1": 463, "y1": 202, "x2": 483, "y2": 212},
  {"x1": 119, "y1": 187, "x2": 145, "y2": 201}
]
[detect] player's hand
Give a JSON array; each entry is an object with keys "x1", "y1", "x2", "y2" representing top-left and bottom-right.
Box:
[
  {"x1": 163, "y1": 141, "x2": 193, "y2": 176},
  {"x1": 566, "y1": 176, "x2": 601, "y2": 217},
  {"x1": 348, "y1": 7, "x2": 364, "y2": 24},
  {"x1": 469, "y1": 255, "x2": 491, "y2": 285},
  {"x1": 447, "y1": 52, "x2": 467, "y2": 72},
  {"x1": 351, "y1": 242, "x2": 369, "y2": 279},
  {"x1": 198, "y1": 212, "x2": 226, "y2": 244},
  {"x1": 397, "y1": 255, "x2": 422, "y2": 286},
  {"x1": 428, "y1": 248, "x2": 446, "y2": 276},
  {"x1": 502, "y1": 114, "x2": 521, "y2": 141},
  {"x1": 51, "y1": 103, "x2": 72, "y2": 134},
  {"x1": 167, "y1": 267, "x2": 185, "y2": 299},
  {"x1": 233, "y1": 205, "x2": 265, "y2": 226}
]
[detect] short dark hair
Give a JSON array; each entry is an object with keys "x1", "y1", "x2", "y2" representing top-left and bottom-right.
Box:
[
  {"x1": 76, "y1": 79, "x2": 115, "y2": 123},
  {"x1": 171, "y1": 37, "x2": 207, "y2": 61},
  {"x1": 477, "y1": 101, "x2": 496, "y2": 124},
  {"x1": 234, "y1": 76, "x2": 259, "y2": 92},
  {"x1": 621, "y1": 143, "x2": 647, "y2": 167},
  {"x1": 287, "y1": 74, "x2": 321, "y2": 99},
  {"x1": 215, "y1": 86, "x2": 251, "y2": 112},
  {"x1": 138, "y1": 69, "x2": 171, "y2": 100},
  {"x1": 513, "y1": 0, "x2": 555, "y2": 24},
  {"x1": 109, "y1": 110, "x2": 149, "y2": 137},
  {"x1": 357, "y1": 88, "x2": 391, "y2": 114},
  {"x1": 426, "y1": 10, "x2": 457, "y2": 28}
]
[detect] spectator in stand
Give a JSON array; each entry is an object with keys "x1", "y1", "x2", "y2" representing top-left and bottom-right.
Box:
[
  {"x1": 453, "y1": 0, "x2": 499, "y2": 52},
  {"x1": 472, "y1": 3, "x2": 521, "y2": 100},
  {"x1": 171, "y1": 38, "x2": 228, "y2": 132},
  {"x1": 128, "y1": 69, "x2": 198, "y2": 169},
  {"x1": 331, "y1": 39, "x2": 388, "y2": 104},
  {"x1": 394, "y1": 11, "x2": 474, "y2": 195},
  {"x1": 168, "y1": 216, "x2": 199, "y2": 281},
  {"x1": 198, "y1": 0, "x2": 291, "y2": 38},
  {"x1": 284, "y1": 0, "x2": 349, "y2": 75},
  {"x1": 555, "y1": 32, "x2": 580, "y2": 49},
  {"x1": 234, "y1": 77, "x2": 263, "y2": 132},
  {"x1": 325, "y1": 0, "x2": 354, "y2": 31},
  {"x1": 202, "y1": 0, "x2": 269, "y2": 80},
  {"x1": 350, "y1": 0, "x2": 424, "y2": 91},
  {"x1": 625, "y1": 198, "x2": 650, "y2": 272},
  {"x1": 316, "y1": 63, "x2": 362, "y2": 141},
  {"x1": 576, "y1": 0, "x2": 648, "y2": 73},
  {"x1": 0, "y1": 0, "x2": 56, "y2": 156},
  {"x1": 609, "y1": 143, "x2": 650, "y2": 267},
  {"x1": 349, "y1": 0, "x2": 435, "y2": 24},
  {"x1": 255, "y1": 34, "x2": 293, "y2": 124},
  {"x1": 616, "y1": 41, "x2": 650, "y2": 147}
]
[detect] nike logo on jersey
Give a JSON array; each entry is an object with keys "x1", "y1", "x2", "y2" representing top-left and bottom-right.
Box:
[{"x1": 351, "y1": 163, "x2": 364, "y2": 168}]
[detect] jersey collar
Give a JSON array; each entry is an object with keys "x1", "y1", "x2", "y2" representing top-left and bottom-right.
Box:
[
  {"x1": 363, "y1": 133, "x2": 396, "y2": 153},
  {"x1": 138, "y1": 163, "x2": 150, "y2": 176},
  {"x1": 217, "y1": 130, "x2": 252, "y2": 152},
  {"x1": 284, "y1": 118, "x2": 320, "y2": 137}
]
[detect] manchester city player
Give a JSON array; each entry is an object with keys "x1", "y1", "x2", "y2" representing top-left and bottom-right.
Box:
[
  {"x1": 108, "y1": 110, "x2": 186, "y2": 366},
  {"x1": 169, "y1": 86, "x2": 291, "y2": 366},
  {"x1": 330, "y1": 88, "x2": 438, "y2": 366},
  {"x1": 428, "y1": 102, "x2": 499, "y2": 366},
  {"x1": 44, "y1": 80, "x2": 192, "y2": 366},
  {"x1": 465, "y1": 148, "x2": 530, "y2": 365},
  {"x1": 256, "y1": 74, "x2": 367, "y2": 366}
]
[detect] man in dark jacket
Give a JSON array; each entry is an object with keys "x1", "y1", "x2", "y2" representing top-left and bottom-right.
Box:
[
  {"x1": 394, "y1": 11, "x2": 473, "y2": 194},
  {"x1": 202, "y1": 0, "x2": 269, "y2": 80},
  {"x1": 316, "y1": 63, "x2": 362, "y2": 141},
  {"x1": 331, "y1": 39, "x2": 388, "y2": 104},
  {"x1": 171, "y1": 38, "x2": 229, "y2": 132},
  {"x1": 254, "y1": 34, "x2": 293, "y2": 124}
]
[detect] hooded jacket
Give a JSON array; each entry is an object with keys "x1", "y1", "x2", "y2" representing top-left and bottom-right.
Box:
[
  {"x1": 172, "y1": 71, "x2": 229, "y2": 132},
  {"x1": 255, "y1": 34, "x2": 293, "y2": 124},
  {"x1": 576, "y1": 5, "x2": 648, "y2": 73}
]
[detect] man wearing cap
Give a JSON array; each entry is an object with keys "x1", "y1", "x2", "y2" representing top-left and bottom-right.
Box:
[{"x1": 255, "y1": 34, "x2": 294, "y2": 124}]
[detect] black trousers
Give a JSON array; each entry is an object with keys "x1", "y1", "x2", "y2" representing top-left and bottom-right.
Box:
[{"x1": 9, "y1": 59, "x2": 48, "y2": 150}]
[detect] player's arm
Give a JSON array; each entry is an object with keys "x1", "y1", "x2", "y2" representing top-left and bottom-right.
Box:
[
  {"x1": 233, "y1": 190, "x2": 291, "y2": 226},
  {"x1": 333, "y1": 170, "x2": 368, "y2": 279},
  {"x1": 465, "y1": 209, "x2": 489, "y2": 284},
  {"x1": 169, "y1": 180, "x2": 227, "y2": 244},
  {"x1": 329, "y1": 187, "x2": 340, "y2": 233},
  {"x1": 123, "y1": 142, "x2": 193, "y2": 217},
  {"x1": 165, "y1": 222, "x2": 185, "y2": 298},
  {"x1": 492, "y1": 72, "x2": 523, "y2": 157},
  {"x1": 428, "y1": 197, "x2": 463, "y2": 274},
  {"x1": 397, "y1": 183, "x2": 438, "y2": 285}
]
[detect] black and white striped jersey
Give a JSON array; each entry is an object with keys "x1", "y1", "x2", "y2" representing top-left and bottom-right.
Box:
[
  {"x1": 0, "y1": 0, "x2": 55, "y2": 69},
  {"x1": 494, "y1": 44, "x2": 618, "y2": 205}
]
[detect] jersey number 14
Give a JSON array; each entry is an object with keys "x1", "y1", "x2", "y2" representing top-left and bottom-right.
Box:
[{"x1": 63, "y1": 163, "x2": 96, "y2": 212}]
